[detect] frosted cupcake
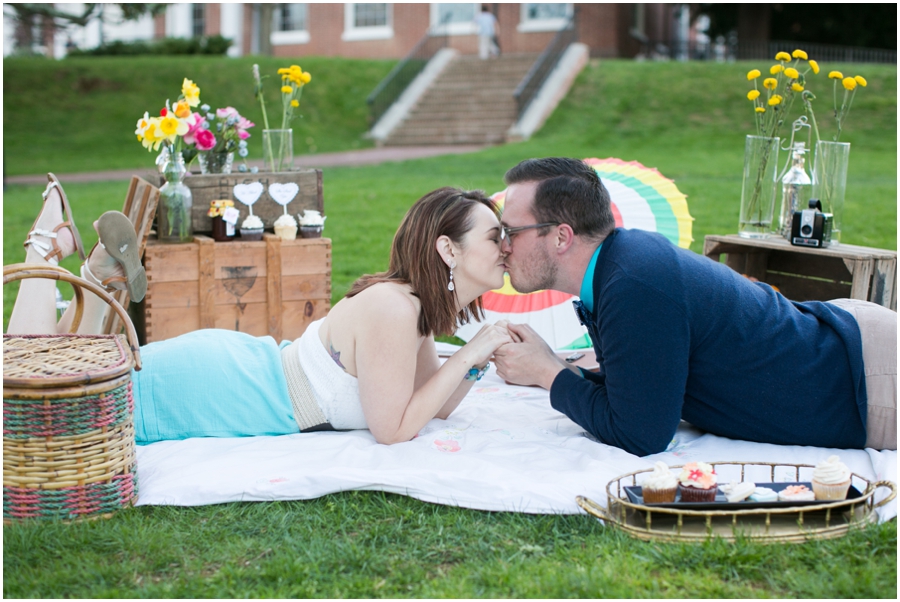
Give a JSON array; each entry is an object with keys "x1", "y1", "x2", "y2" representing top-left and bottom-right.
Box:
[
  {"x1": 274, "y1": 214, "x2": 298, "y2": 240},
  {"x1": 299, "y1": 209, "x2": 326, "y2": 238},
  {"x1": 641, "y1": 461, "x2": 678, "y2": 503},
  {"x1": 677, "y1": 461, "x2": 718, "y2": 502},
  {"x1": 778, "y1": 484, "x2": 816, "y2": 502},
  {"x1": 812, "y1": 455, "x2": 852, "y2": 501},
  {"x1": 240, "y1": 214, "x2": 265, "y2": 241}
]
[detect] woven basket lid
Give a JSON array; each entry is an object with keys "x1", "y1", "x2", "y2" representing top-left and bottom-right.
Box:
[{"x1": 3, "y1": 334, "x2": 135, "y2": 389}]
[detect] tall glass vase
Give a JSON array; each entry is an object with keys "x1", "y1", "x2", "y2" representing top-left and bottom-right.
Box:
[
  {"x1": 811, "y1": 141, "x2": 850, "y2": 245},
  {"x1": 157, "y1": 151, "x2": 193, "y2": 243},
  {"x1": 738, "y1": 135, "x2": 780, "y2": 238},
  {"x1": 263, "y1": 129, "x2": 293, "y2": 172}
]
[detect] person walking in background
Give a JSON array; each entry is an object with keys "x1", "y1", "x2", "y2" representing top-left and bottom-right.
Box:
[{"x1": 475, "y1": 5, "x2": 499, "y2": 60}]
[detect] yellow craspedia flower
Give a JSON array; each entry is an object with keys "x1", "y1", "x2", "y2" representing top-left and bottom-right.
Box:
[
  {"x1": 300, "y1": 72, "x2": 311, "y2": 84},
  {"x1": 182, "y1": 78, "x2": 200, "y2": 107},
  {"x1": 808, "y1": 60, "x2": 820, "y2": 74},
  {"x1": 854, "y1": 75, "x2": 867, "y2": 87},
  {"x1": 278, "y1": 68, "x2": 291, "y2": 75},
  {"x1": 746, "y1": 69, "x2": 761, "y2": 80},
  {"x1": 770, "y1": 64, "x2": 783, "y2": 75},
  {"x1": 829, "y1": 71, "x2": 843, "y2": 79},
  {"x1": 755, "y1": 107, "x2": 766, "y2": 113},
  {"x1": 747, "y1": 89, "x2": 761, "y2": 101},
  {"x1": 842, "y1": 77, "x2": 857, "y2": 90},
  {"x1": 281, "y1": 85, "x2": 293, "y2": 94},
  {"x1": 784, "y1": 67, "x2": 799, "y2": 79},
  {"x1": 763, "y1": 78, "x2": 778, "y2": 90},
  {"x1": 791, "y1": 83, "x2": 804, "y2": 92},
  {"x1": 792, "y1": 49, "x2": 808, "y2": 60},
  {"x1": 775, "y1": 51, "x2": 791, "y2": 62},
  {"x1": 768, "y1": 95, "x2": 783, "y2": 106},
  {"x1": 291, "y1": 99, "x2": 299, "y2": 107}
]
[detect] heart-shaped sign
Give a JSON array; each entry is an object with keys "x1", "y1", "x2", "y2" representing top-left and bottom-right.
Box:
[
  {"x1": 233, "y1": 182, "x2": 264, "y2": 208},
  {"x1": 268, "y1": 182, "x2": 299, "y2": 207}
]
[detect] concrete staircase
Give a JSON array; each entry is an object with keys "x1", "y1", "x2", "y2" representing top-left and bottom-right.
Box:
[{"x1": 383, "y1": 53, "x2": 538, "y2": 146}]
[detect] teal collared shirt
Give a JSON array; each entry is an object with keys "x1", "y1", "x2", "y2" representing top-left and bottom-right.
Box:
[
  {"x1": 578, "y1": 244, "x2": 602, "y2": 314},
  {"x1": 574, "y1": 244, "x2": 601, "y2": 379}
]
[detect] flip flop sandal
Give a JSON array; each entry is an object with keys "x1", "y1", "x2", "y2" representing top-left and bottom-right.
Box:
[
  {"x1": 86, "y1": 211, "x2": 147, "y2": 303},
  {"x1": 23, "y1": 174, "x2": 87, "y2": 263}
]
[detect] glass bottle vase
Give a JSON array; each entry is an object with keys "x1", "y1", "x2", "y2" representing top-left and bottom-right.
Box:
[
  {"x1": 157, "y1": 150, "x2": 193, "y2": 243},
  {"x1": 811, "y1": 141, "x2": 850, "y2": 245},
  {"x1": 263, "y1": 129, "x2": 293, "y2": 172},
  {"x1": 738, "y1": 135, "x2": 780, "y2": 239}
]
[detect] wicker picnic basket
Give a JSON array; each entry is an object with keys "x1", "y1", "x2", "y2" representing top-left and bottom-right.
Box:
[
  {"x1": 577, "y1": 461, "x2": 897, "y2": 544},
  {"x1": 4, "y1": 263, "x2": 142, "y2": 523}
]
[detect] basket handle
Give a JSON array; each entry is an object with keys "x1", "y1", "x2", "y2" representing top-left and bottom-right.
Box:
[
  {"x1": 871, "y1": 480, "x2": 897, "y2": 508},
  {"x1": 576, "y1": 495, "x2": 615, "y2": 521},
  {"x1": 3, "y1": 263, "x2": 142, "y2": 371}
]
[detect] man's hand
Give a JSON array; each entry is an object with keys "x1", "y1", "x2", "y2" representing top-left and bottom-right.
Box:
[{"x1": 493, "y1": 323, "x2": 567, "y2": 389}]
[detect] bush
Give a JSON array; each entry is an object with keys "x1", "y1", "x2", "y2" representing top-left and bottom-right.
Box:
[{"x1": 67, "y1": 35, "x2": 232, "y2": 57}]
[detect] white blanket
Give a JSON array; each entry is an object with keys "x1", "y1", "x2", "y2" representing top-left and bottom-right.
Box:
[{"x1": 135, "y1": 364, "x2": 897, "y2": 521}]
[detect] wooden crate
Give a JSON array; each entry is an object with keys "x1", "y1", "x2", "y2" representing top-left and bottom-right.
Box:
[
  {"x1": 704, "y1": 234, "x2": 897, "y2": 310},
  {"x1": 139, "y1": 234, "x2": 331, "y2": 343},
  {"x1": 167, "y1": 169, "x2": 323, "y2": 233}
]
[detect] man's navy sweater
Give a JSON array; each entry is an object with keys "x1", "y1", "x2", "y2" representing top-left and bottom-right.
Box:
[{"x1": 549, "y1": 228, "x2": 867, "y2": 456}]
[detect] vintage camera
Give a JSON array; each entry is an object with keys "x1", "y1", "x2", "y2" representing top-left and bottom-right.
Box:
[{"x1": 790, "y1": 199, "x2": 833, "y2": 248}]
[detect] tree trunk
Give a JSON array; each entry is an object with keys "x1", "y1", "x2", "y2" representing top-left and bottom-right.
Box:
[
  {"x1": 737, "y1": 4, "x2": 770, "y2": 60},
  {"x1": 258, "y1": 4, "x2": 274, "y2": 56}
]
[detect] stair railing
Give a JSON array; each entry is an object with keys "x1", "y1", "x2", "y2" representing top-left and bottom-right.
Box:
[
  {"x1": 366, "y1": 17, "x2": 450, "y2": 125},
  {"x1": 512, "y1": 14, "x2": 577, "y2": 119}
]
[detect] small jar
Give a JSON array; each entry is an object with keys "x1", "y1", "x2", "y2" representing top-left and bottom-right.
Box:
[{"x1": 208, "y1": 200, "x2": 235, "y2": 242}]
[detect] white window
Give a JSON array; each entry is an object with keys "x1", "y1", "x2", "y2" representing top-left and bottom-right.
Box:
[
  {"x1": 342, "y1": 3, "x2": 393, "y2": 41},
  {"x1": 518, "y1": 3, "x2": 573, "y2": 33},
  {"x1": 191, "y1": 3, "x2": 205, "y2": 37},
  {"x1": 429, "y1": 3, "x2": 478, "y2": 36},
  {"x1": 272, "y1": 4, "x2": 309, "y2": 45}
]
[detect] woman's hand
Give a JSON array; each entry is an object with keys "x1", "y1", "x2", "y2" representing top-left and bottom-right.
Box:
[{"x1": 459, "y1": 322, "x2": 514, "y2": 368}]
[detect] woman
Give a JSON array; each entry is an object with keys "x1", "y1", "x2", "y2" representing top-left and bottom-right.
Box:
[{"x1": 9, "y1": 181, "x2": 513, "y2": 445}]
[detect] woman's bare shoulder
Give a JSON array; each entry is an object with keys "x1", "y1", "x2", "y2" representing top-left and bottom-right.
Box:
[{"x1": 353, "y1": 281, "x2": 420, "y2": 320}]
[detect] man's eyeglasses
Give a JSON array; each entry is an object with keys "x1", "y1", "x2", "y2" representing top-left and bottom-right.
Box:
[{"x1": 499, "y1": 222, "x2": 559, "y2": 244}]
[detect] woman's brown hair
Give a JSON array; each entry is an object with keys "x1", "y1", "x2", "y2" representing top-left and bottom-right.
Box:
[{"x1": 346, "y1": 187, "x2": 499, "y2": 337}]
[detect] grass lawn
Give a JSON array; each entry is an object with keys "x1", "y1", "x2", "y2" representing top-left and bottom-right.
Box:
[{"x1": 3, "y1": 56, "x2": 897, "y2": 597}]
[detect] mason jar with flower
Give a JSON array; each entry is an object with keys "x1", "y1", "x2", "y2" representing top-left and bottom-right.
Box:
[
  {"x1": 192, "y1": 106, "x2": 255, "y2": 175},
  {"x1": 738, "y1": 50, "x2": 818, "y2": 238},
  {"x1": 251, "y1": 63, "x2": 312, "y2": 173}
]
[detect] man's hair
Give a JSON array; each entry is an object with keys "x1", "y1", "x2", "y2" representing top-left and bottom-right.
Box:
[{"x1": 504, "y1": 157, "x2": 614, "y2": 240}]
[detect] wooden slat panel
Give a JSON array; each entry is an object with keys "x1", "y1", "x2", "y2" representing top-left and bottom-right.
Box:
[
  {"x1": 767, "y1": 250, "x2": 852, "y2": 284},
  {"x1": 198, "y1": 237, "x2": 216, "y2": 329},
  {"x1": 266, "y1": 234, "x2": 283, "y2": 340},
  {"x1": 281, "y1": 299, "x2": 330, "y2": 340},
  {"x1": 765, "y1": 273, "x2": 851, "y2": 302},
  {"x1": 146, "y1": 306, "x2": 200, "y2": 342}
]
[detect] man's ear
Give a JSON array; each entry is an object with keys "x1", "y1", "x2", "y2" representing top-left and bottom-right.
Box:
[
  {"x1": 554, "y1": 224, "x2": 576, "y2": 254},
  {"x1": 435, "y1": 235, "x2": 457, "y2": 267}
]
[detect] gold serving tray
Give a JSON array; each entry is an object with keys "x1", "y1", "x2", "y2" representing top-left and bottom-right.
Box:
[{"x1": 578, "y1": 461, "x2": 896, "y2": 544}]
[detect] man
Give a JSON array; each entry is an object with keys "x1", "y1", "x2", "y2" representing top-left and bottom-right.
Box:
[
  {"x1": 474, "y1": 5, "x2": 499, "y2": 60},
  {"x1": 493, "y1": 157, "x2": 897, "y2": 456}
]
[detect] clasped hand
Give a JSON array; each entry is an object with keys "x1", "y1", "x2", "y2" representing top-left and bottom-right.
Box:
[{"x1": 492, "y1": 322, "x2": 567, "y2": 389}]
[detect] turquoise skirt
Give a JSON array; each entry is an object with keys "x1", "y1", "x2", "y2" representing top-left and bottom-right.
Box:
[{"x1": 132, "y1": 329, "x2": 300, "y2": 444}]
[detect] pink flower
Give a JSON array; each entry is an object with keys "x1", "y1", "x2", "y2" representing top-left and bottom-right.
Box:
[
  {"x1": 236, "y1": 116, "x2": 255, "y2": 130},
  {"x1": 238, "y1": 129, "x2": 251, "y2": 140},
  {"x1": 216, "y1": 106, "x2": 239, "y2": 119},
  {"x1": 434, "y1": 439, "x2": 461, "y2": 453},
  {"x1": 183, "y1": 113, "x2": 205, "y2": 146},
  {"x1": 194, "y1": 129, "x2": 217, "y2": 151}
]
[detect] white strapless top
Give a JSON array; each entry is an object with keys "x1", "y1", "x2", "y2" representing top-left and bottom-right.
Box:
[{"x1": 295, "y1": 318, "x2": 368, "y2": 430}]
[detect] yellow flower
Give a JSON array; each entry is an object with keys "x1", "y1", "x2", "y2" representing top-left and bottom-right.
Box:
[
  {"x1": 842, "y1": 77, "x2": 857, "y2": 90},
  {"x1": 854, "y1": 75, "x2": 867, "y2": 87},
  {"x1": 808, "y1": 60, "x2": 820, "y2": 74},
  {"x1": 828, "y1": 71, "x2": 843, "y2": 79},
  {"x1": 277, "y1": 68, "x2": 291, "y2": 75},
  {"x1": 158, "y1": 114, "x2": 188, "y2": 142},
  {"x1": 300, "y1": 72, "x2": 311, "y2": 84},
  {"x1": 792, "y1": 49, "x2": 808, "y2": 60},
  {"x1": 775, "y1": 51, "x2": 791, "y2": 62},
  {"x1": 768, "y1": 95, "x2": 783, "y2": 106},
  {"x1": 746, "y1": 69, "x2": 761, "y2": 80},
  {"x1": 791, "y1": 83, "x2": 804, "y2": 92},
  {"x1": 291, "y1": 99, "x2": 299, "y2": 107},
  {"x1": 783, "y1": 67, "x2": 799, "y2": 79},
  {"x1": 135, "y1": 111, "x2": 151, "y2": 140},
  {"x1": 747, "y1": 90, "x2": 760, "y2": 101},
  {"x1": 281, "y1": 85, "x2": 293, "y2": 94},
  {"x1": 141, "y1": 117, "x2": 165, "y2": 151},
  {"x1": 763, "y1": 78, "x2": 777, "y2": 90},
  {"x1": 770, "y1": 64, "x2": 783, "y2": 75},
  {"x1": 755, "y1": 107, "x2": 766, "y2": 113},
  {"x1": 181, "y1": 78, "x2": 200, "y2": 107},
  {"x1": 173, "y1": 100, "x2": 192, "y2": 119}
]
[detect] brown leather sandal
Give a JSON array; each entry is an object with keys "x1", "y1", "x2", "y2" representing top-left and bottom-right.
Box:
[
  {"x1": 82, "y1": 211, "x2": 147, "y2": 303},
  {"x1": 23, "y1": 174, "x2": 87, "y2": 264}
]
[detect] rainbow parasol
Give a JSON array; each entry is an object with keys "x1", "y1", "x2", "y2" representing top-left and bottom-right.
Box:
[{"x1": 455, "y1": 158, "x2": 693, "y2": 349}]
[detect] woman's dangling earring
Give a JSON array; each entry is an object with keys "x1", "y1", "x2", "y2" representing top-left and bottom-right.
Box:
[{"x1": 448, "y1": 261, "x2": 456, "y2": 291}]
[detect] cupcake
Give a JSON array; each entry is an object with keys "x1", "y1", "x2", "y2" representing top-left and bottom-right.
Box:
[
  {"x1": 812, "y1": 455, "x2": 852, "y2": 501},
  {"x1": 778, "y1": 484, "x2": 816, "y2": 502},
  {"x1": 748, "y1": 486, "x2": 778, "y2": 502},
  {"x1": 677, "y1": 461, "x2": 718, "y2": 502},
  {"x1": 298, "y1": 209, "x2": 326, "y2": 238},
  {"x1": 274, "y1": 214, "x2": 298, "y2": 240},
  {"x1": 722, "y1": 481, "x2": 755, "y2": 503},
  {"x1": 641, "y1": 461, "x2": 678, "y2": 503},
  {"x1": 240, "y1": 214, "x2": 265, "y2": 241}
]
